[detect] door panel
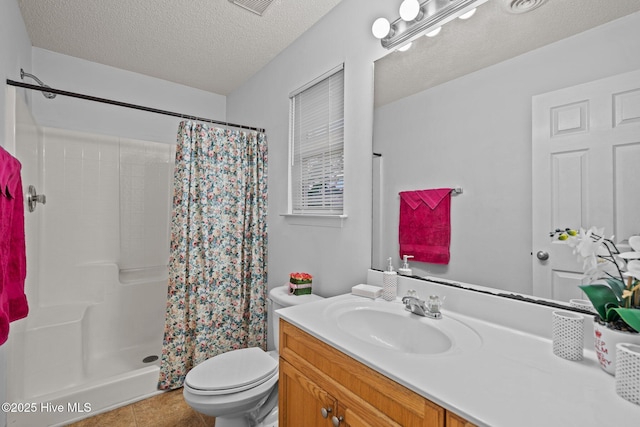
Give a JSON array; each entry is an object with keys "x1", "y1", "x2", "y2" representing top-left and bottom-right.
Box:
[{"x1": 532, "y1": 69, "x2": 640, "y2": 299}]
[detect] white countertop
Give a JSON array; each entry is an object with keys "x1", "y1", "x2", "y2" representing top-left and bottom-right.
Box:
[{"x1": 277, "y1": 292, "x2": 640, "y2": 426}]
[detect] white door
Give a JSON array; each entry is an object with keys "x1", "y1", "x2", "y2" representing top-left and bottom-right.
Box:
[{"x1": 532, "y1": 68, "x2": 640, "y2": 300}]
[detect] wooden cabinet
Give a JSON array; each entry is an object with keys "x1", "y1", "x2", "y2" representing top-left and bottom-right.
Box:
[
  {"x1": 446, "y1": 412, "x2": 477, "y2": 427},
  {"x1": 279, "y1": 319, "x2": 476, "y2": 427}
]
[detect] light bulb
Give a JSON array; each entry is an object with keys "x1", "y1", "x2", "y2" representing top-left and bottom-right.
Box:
[
  {"x1": 458, "y1": 8, "x2": 476, "y2": 19},
  {"x1": 372, "y1": 17, "x2": 391, "y2": 39},
  {"x1": 399, "y1": 0, "x2": 420, "y2": 21},
  {"x1": 425, "y1": 27, "x2": 441, "y2": 37},
  {"x1": 397, "y1": 42, "x2": 412, "y2": 52}
]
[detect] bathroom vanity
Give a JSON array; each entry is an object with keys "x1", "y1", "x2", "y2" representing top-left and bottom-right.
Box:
[
  {"x1": 279, "y1": 319, "x2": 474, "y2": 426},
  {"x1": 277, "y1": 270, "x2": 640, "y2": 427}
]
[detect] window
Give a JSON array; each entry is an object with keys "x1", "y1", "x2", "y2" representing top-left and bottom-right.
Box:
[{"x1": 289, "y1": 65, "x2": 344, "y2": 215}]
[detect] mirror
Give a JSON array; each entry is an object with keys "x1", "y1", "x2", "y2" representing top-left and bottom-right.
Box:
[{"x1": 372, "y1": 0, "x2": 640, "y2": 300}]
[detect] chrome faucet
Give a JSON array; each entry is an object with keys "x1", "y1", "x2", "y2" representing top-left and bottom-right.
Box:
[{"x1": 402, "y1": 290, "x2": 443, "y2": 319}]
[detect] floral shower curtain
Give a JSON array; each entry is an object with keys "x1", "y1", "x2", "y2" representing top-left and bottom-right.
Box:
[{"x1": 158, "y1": 121, "x2": 268, "y2": 390}]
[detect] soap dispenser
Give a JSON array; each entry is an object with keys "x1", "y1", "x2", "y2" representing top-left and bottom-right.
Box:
[
  {"x1": 398, "y1": 255, "x2": 414, "y2": 276},
  {"x1": 382, "y1": 257, "x2": 397, "y2": 301}
]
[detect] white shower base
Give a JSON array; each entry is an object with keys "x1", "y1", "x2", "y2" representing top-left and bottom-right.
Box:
[{"x1": 8, "y1": 356, "x2": 161, "y2": 427}]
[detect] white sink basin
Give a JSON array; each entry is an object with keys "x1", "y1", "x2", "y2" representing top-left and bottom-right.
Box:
[
  {"x1": 324, "y1": 299, "x2": 481, "y2": 356},
  {"x1": 337, "y1": 309, "x2": 452, "y2": 354}
]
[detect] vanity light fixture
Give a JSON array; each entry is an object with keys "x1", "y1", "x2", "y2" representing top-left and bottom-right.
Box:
[
  {"x1": 458, "y1": 7, "x2": 477, "y2": 19},
  {"x1": 399, "y1": 0, "x2": 422, "y2": 21},
  {"x1": 371, "y1": 17, "x2": 393, "y2": 39},
  {"x1": 372, "y1": 0, "x2": 490, "y2": 50},
  {"x1": 425, "y1": 26, "x2": 441, "y2": 37}
]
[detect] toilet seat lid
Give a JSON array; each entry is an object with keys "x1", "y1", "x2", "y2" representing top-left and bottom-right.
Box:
[{"x1": 185, "y1": 347, "x2": 278, "y2": 394}]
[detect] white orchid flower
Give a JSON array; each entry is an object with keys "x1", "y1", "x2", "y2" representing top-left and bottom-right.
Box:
[{"x1": 564, "y1": 227, "x2": 624, "y2": 282}]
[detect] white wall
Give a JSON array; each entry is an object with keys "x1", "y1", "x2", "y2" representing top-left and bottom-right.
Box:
[
  {"x1": 373, "y1": 11, "x2": 640, "y2": 295},
  {"x1": 0, "y1": 1, "x2": 32, "y2": 425},
  {"x1": 30, "y1": 47, "x2": 226, "y2": 144},
  {"x1": 226, "y1": 0, "x2": 392, "y2": 297}
]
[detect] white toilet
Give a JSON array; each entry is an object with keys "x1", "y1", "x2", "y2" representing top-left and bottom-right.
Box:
[{"x1": 183, "y1": 285, "x2": 324, "y2": 427}]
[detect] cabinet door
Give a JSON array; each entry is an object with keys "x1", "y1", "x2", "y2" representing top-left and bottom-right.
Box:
[
  {"x1": 342, "y1": 406, "x2": 403, "y2": 427},
  {"x1": 280, "y1": 359, "x2": 337, "y2": 427},
  {"x1": 343, "y1": 407, "x2": 368, "y2": 427},
  {"x1": 446, "y1": 411, "x2": 477, "y2": 427},
  {"x1": 338, "y1": 403, "x2": 403, "y2": 427}
]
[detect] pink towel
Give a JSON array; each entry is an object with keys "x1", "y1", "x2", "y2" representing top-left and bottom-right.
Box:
[
  {"x1": 0, "y1": 146, "x2": 28, "y2": 346},
  {"x1": 398, "y1": 188, "x2": 452, "y2": 265}
]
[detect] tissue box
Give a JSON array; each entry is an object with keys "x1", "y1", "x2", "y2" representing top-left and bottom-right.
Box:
[{"x1": 351, "y1": 284, "x2": 382, "y2": 299}]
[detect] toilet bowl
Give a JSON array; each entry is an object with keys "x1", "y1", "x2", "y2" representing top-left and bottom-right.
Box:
[{"x1": 183, "y1": 285, "x2": 324, "y2": 427}]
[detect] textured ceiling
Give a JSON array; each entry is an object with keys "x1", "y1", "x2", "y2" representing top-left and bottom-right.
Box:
[
  {"x1": 17, "y1": 0, "x2": 342, "y2": 95},
  {"x1": 375, "y1": 0, "x2": 640, "y2": 107}
]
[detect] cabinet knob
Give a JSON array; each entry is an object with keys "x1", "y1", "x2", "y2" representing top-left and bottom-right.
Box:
[
  {"x1": 332, "y1": 415, "x2": 344, "y2": 426},
  {"x1": 321, "y1": 407, "x2": 332, "y2": 418}
]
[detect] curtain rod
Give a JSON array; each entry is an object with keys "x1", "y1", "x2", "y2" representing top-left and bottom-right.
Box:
[{"x1": 6, "y1": 79, "x2": 266, "y2": 133}]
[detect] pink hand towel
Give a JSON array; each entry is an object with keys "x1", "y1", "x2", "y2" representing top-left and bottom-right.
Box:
[
  {"x1": 398, "y1": 188, "x2": 452, "y2": 265},
  {"x1": 0, "y1": 146, "x2": 28, "y2": 346}
]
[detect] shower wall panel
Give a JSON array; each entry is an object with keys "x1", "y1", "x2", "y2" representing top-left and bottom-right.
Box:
[
  {"x1": 39, "y1": 128, "x2": 120, "y2": 306},
  {"x1": 37, "y1": 129, "x2": 175, "y2": 306},
  {"x1": 119, "y1": 139, "x2": 174, "y2": 275}
]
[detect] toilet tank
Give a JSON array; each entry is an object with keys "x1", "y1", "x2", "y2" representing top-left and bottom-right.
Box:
[{"x1": 268, "y1": 285, "x2": 324, "y2": 351}]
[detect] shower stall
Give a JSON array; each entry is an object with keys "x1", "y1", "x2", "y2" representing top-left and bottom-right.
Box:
[{"x1": 5, "y1": 87, "x2": 174, "y2": 426}]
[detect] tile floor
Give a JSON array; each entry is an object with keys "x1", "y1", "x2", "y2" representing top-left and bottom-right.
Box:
[{"x1": 66, "y1": 388, "x2": 215, "y2": 427}]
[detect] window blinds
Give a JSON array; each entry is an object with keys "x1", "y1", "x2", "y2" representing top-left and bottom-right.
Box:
[{"x1": 290, "y1": 67, "x2": 345, "y2": 215}]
